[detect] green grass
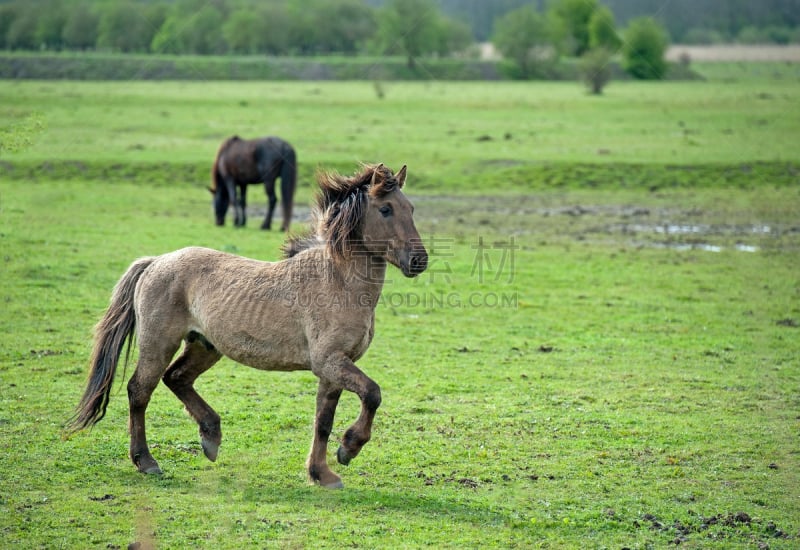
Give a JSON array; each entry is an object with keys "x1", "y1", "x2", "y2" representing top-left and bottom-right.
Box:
[
  {"x1": 693, "y1": 61, "x2": 800, "y2": 83},
  {"x1": 1, "y1": 73, "x2": 799, "y2": 548},
  {"x1": 1, "y1": 79, "x2": 799, "y2": 195}
]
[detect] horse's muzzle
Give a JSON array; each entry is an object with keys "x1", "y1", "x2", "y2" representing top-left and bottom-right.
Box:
[{"x1": 403, "y1": 248, "x2": 428, "y2": 277}]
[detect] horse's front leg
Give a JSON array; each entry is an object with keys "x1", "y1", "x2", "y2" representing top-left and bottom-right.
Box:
[
  {"x1": 223, "y1": 179, "x2": 242, "y2": 227},
  {"x1": 314, "y1": 352, "x2": 382, "y2": 470},
  {"x1": 307, "y1": 379, "x2": 344, "y2": 488}
]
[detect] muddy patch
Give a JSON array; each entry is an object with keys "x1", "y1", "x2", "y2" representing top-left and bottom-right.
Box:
[
  {"x1": 407, "y1": 194, "x2": 800, "y2": 253},
  {"x1": 245, "y1": 193, "x2": 799, "y2": 252}
]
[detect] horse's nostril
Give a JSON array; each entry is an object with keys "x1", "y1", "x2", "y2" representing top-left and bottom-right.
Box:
[{"x1": 410, "y1": 253, "x2": 428, "y2": 274}]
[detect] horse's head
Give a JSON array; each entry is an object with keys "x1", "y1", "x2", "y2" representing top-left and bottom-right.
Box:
[
  {"x1": 360, "y1": 164, "x2": 428, "y2": 278},
  {"x1": 211, "y1": 187, "x2": 228, "y2": 226},
  {"x1": 317, "y1": 164, "x2": 428, "y2": 278}
]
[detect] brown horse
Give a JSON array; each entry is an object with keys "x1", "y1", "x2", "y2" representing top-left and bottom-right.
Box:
[
  {"x1": 67, "y1": 164, "x2": 427, "y2": 489},
  {"x1": 210, "y1": 135, "x2": 296, "y2": 231}
]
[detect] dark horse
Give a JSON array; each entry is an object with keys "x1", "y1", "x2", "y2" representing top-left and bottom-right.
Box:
[
  {"x1": 66, "y1": 164, "x2": 428, "y2": 489},
  {"x1": 210, "y1": 135, "x2": 297, "y2": 231}
]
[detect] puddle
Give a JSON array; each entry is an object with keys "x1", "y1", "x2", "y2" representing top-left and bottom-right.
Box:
[
  {"x1": 618, "y1": 223, "x2": 773, "y2": 236},
  {"x1": 616, "y1": 223, "x2": 774, "y2": 252},
  {"x1": 652, "y1": 243, "x2": 759, "y2": 252}
]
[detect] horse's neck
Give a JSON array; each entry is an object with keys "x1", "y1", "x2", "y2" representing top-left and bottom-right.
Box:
[{"x1": 336, "y1": 254, "x2": 387, "y2": 300}]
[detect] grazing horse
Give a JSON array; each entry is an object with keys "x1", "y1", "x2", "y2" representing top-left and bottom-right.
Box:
[
  {"x1": 211, "y1": 135, "x2": 297, "y2": 231},
  {"x1": 66, "y1": 164, "x2": 427, "y2": 489}
]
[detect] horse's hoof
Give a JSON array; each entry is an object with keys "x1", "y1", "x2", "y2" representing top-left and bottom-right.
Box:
[
  {"x1": 133, "y1": 453, "x2": 162, "y2": 475},
  {"x1": 201, "y1": 438, "x2": 219, "y2": 462},
  {"x1": 336, "y1": 446, "x2": 352, "y2": 466},
  {"x1": 322, "y1": 479, "x2": 344, "y2": 489}
]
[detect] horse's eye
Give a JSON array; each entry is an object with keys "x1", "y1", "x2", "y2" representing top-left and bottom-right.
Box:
[{"x1": 379, "y1": 205, "x2": 392, "y2": 217}]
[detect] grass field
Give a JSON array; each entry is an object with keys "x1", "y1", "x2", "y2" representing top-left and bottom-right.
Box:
[
  {"x1": 1, "y1": 71, "x2": 799, "y2": 548},
  {"x1": 2, "y1": 77, "x2": 799, "y2": 192}
]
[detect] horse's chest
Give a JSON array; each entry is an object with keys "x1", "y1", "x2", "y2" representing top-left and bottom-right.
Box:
[
  {"x1": 349, "y1": 318, "x2": 375, "y2": 361},
  {"x1": 326, "y1": 314, "x2": 375, "y2": 362}
]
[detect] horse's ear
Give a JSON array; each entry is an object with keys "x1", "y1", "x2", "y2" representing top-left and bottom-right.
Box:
[
  {"x1": 395, "y1": 165, "x2": 407, "y2": 188},
  {"x1": 370, "y1": 163, "x2": 385, "y2": 187}
]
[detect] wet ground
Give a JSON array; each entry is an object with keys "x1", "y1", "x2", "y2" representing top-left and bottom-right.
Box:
[
  {"x1": 409, "y1": 193, "x2": 800, "y2": 254},
  {"x1": 254, "y1": 191, "x2": 800, "y2": 253}
]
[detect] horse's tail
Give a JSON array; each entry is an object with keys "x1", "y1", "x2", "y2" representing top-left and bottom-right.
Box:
[
  {"x1": 210, "y1": 155, "x2": 221, "y2": 195},
  {"x1": 65, "y1": 256, "x2": 156, "y2": 434},
  {"x1": 210, "y1": 135, "x2": 240, "y2": 194}
]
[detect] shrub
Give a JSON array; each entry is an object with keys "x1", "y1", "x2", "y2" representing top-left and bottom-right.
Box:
[{"x1": 580, "y1": 47, "x2": 611, "y2": 94}]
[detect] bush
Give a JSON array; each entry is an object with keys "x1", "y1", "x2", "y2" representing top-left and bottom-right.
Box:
[
  {"x1": 622, "y1": 17, "x2": 668, "y2": 80},
  {"x1": 580, "y1": 47, "x2": 612, "y2": 94}
]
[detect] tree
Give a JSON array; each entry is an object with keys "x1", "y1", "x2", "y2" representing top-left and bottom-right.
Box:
[
  {"x1": 97, "y1": 2, "x2": 158, "y2": 52},
  {"x1": 373, "y1": 0, "x2": 446, "y2": 69},
  {"x1": 62, "y1": 3, "x2": 99, "y2": 50},
  {"x1": 254, "y1": 4, "x2": 292, "y2": 55},
  {"x1": 433, "y1": 16, "x2": 472, "y2": 56},
  {"x1": 152, "y1": 3, "x2": 225, "y2": 55},
  {"x1": 549, "y1": 0, "x2": 598, "y2": 56},
  {"x1": 311, "y1": 0, "x2": 377, "y2": 54},
  {"x1": 588, "y1": 5, "x2": 621, "y2": 51},
  {"x1": 0, "y1": 4, "x2": 18, "y2": 47},
  {"x1": 183, "y1": 6, "x2": 226, "y2": 54},
  {"x1": 150, "y1": 15, "x2": 186, "y2": 54},
  {"x1": 5, "y1": 8, "x2": 37, "y2": 50},
  {"x1": 622, "y1": 17, "x2": 668, "y2": 80},
  {"x1": 34, "y1": 2, "x2": 66, "y2": 50},
  {"x1": 223, "y1": 10, "x2": 265, "y2": 54},
  {"x1": 492, "y1": 5, "x2": 555, "y2": 79}
]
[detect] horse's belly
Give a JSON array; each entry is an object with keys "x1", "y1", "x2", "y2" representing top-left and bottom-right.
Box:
[{"x1": 220, "y1": 330, "x2": 311, "y2": 372}]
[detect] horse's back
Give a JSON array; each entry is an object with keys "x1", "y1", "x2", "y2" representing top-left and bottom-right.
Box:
[{"x1": 253, "y1": 137, "x2": 294, "y2": 168}]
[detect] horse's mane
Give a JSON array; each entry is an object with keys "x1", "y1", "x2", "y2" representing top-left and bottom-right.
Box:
[{"x1": 283, "y1": 163, "x2": 402, "y2": 261}]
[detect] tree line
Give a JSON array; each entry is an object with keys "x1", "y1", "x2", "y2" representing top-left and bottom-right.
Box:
[
  {"x1": 2, "y1": 0, "x2": 798, "y2": 59},
  {"x1": 0, "y1": 0, "x2": 473, "y2": 60},
  {"x1": 433, "y1": 0, "x2": 800, "y2": 44}
]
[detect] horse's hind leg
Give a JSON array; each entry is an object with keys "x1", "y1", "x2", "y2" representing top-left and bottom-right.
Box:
[
  {"x1": 236, "y1": 183, "x2": 247, "y2": 227},
  {"x1": 128, "y1": 341, "x2": 182, "y2": 474},
  {"x1": 162, "y1": 333, "x2": 223, "y2": 461},
  {"x1": 261, "y1": 179, "x2": 277, "y2": 230}
]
